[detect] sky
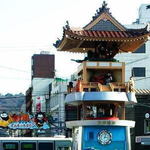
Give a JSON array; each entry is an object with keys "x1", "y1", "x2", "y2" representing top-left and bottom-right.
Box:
[{"x1": 0, "y1": 0, "x2": 150, "y2": 94}]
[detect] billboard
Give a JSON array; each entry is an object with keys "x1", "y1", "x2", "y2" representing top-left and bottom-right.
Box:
[{"x1": 0, "y1": 112, "x2": 50, "y2": 130}]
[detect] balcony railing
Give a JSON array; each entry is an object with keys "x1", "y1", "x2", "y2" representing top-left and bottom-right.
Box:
[
  {"x1": 68, "y1": 81, "x2": 130, "y2": 93},
  {"x1": 77, "y1": 61, "x2": 124, "y2": 73}
]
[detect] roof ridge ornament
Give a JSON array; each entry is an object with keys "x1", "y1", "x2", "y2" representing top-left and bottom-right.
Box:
[
  {"x1": 102, "y1": 1, "x2": 107, "y2": 9},
  {"x1": 99, "y1": 1, "x2": 110, "y2": 14},
  {"x1": 63, "y1": 20, "x2": 70, "y2": 30},
  {"x1": 92, "y1": 1, "x2": 111, "y2": 20}
]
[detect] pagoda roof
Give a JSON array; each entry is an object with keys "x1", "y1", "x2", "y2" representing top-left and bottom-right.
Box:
[
  {"x1": 54, "y1": 27, "x2": 149, "y2": 53},
  {"x1": 54, "y1": 1, "x2": 150, "y2": 54},
  {"x1": 83, "y1": 1, "x2": 126, "y2": 31}
]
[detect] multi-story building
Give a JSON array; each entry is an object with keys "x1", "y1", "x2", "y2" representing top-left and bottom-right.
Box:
[
  {"x1": 31, "y1": 51, "x2": 55, "y2": 113},
  {"x1": 25, "y1": 87, "x2": 32, "y2": 113},
  {"x1": 32, "y1": 51, "x2": 55, "y2": 79},
  {"x1": 114, "y1": 4, "x2": 150, "y2": 149},
  {"x1": 54, "y1": 1, "x2": 149, "y2": 149},
  {"x1": 115, "y1": 4, "x2": 150, "y2": 89},
  {"x1": 49, "y1": 78, "x2": 68, "y2": 135}
]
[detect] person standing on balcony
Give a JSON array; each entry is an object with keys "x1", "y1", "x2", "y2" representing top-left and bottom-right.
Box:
[
  {"x1": 104, "y1": 73, "x2": 113, "y2": 85},
  {"x1": 127, "y1": 76, "x2": 135, "y2": 92}
]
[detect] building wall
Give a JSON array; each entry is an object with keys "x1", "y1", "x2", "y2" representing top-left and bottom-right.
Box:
[
  {"x1": 117, "y1": 4, "x2": 150, "y2": 150},
  {"x1": 116, "y1": 39, "x2": 150, "y2": 89},
  {"x1": 134, "y1": 95, "x2": 150, "y2": 150},
  {"x1": 32, "y1": 78, "x2": 53, "y2": 96},
  {"x1": 82, "y1": 126, "x2": 127, "y2": 150},
  {"x1": 48, "y1": 79, "x2": 68, "y2": 136},
  {"x1": 32, "y1": 78, "x2": 53, "y2": 113},
  {"x1": 115, "y1": 5, "x2": 150, "y2": 89},
  {"x1": 139, "y1": 4, "x2": 150, "y2": 24},
  {"x1": 50, "y1": 82, "x2": 67, "y2": 118},
  {"x1": 50, "y1": 93, "x2": 66, "y2": 122},
  {"x1": 50, "y1": 79, "x2": 68, "y2": 131},
  {"x1": 31, "y1": 52, "x2": 55, "y2": 113},
  {"x1": 25, "y1": 87, "x2": 32, "y2": 113},
  {"x1": 32, "y1": 54, "x2": 55, "y2": 78}
]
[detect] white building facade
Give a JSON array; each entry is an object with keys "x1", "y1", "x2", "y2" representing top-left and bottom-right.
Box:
[
  {"x1": 32, "y1": 78, "x2": 53, "y2": 113},
  {"x1": 50, "y1": 78, "x2": 68, "y2": 125},
  {"x1": 115, "y1": 4, "x2": 150, "y2": 89}
]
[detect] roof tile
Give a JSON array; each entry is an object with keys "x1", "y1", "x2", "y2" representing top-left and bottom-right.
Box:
[{"x1": 68, "y1": 29, "x2": 149, "y2": 39}]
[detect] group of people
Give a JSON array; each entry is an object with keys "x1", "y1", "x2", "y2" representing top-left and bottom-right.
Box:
[{"x1": 91, "y1": 72, "x2": 113, "y2": 85}]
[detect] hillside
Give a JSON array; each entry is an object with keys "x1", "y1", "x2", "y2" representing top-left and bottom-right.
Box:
[{"x1": 0, "y1": 94, "x2": 25, "y2": 113}]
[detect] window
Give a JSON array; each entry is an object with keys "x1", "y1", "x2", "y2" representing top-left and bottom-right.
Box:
[
  {"x1": 146, "y1": 5, "x2": 150, "y2": 9},
  {"x1": 144, "y1": 119, "x2": 150, "y2": 134},
  {"x1": 132, "y1": 44, "x2": 145, "y2": 53},
  {"x1": 89, "y1": 132, "x2": 94, "y2": 140},
  {"x1": 132, "y1": 67, "x2": 145, "y2": 77},
  {"x1": 21, "y1": 142, "x2": 36, "y2": 150},
  {"x1": 3, "y1": 143, "x2": 18, "y2": 150},
  {"x1": 57, "y1": 147, "x2": 70, "y2": 150},
  {"x1": 39, "y1": 143, "x2": 54, "y2": 150}
]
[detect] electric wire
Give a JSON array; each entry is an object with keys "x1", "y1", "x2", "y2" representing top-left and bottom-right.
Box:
[{"x1": 0, "y1": 65, "x2": 30, "y2": 73}]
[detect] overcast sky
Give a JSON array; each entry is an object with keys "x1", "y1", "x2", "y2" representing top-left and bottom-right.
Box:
[{"x1": 0, "y1": 0, "x2": 150, "y2": 94}]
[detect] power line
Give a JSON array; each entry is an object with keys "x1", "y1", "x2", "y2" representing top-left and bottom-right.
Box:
[
  {"x1": 134, "y1": 103, "x2": 150, "y2": 108},
  {"x1": 126, "y1": 56, "x2": 149, "y2": 65},
  {"x1": 0, "y1": 76, "x2": 30, "y2": 80},
  {"x1": 0, "y1": 65, "x2": 30, "y2": 73},
  {"x1": 0, "y1": 45, "x2": 51, "y2": 49},
  {"x1": 134, "y1": 76, "x2": 150, "y2": 81}
]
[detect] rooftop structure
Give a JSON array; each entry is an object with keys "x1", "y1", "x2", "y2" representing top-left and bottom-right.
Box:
[
  {"x1": 55, "y1": 1, "x2": 150, "y2": 150},
  {"x1": 54, "y1": 2, "x2": 149, "y2": 57},
  {"x1": 115, "y1": 3, "x2": 150, "y2": 91}
]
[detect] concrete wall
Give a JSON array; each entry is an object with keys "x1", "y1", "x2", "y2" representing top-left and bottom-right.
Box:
[
  {"x1": 32, "y1": 54, "x2": 55, "y2": 78},
  {"x1": 115, "y1": 40, "x2": 150, "y2": 89},
  {"x1": 115, "y1": 14, "x2": 150, "y2": 89},
  {"x1": 50, "y1": 80, "x2": 68, "y2": 123},
  {"x1": 32, "y1": 78, "x2": 53, "y2": 113},
  {"x1": 139, "y1": 4, "x2": 150, "y2": 24}
]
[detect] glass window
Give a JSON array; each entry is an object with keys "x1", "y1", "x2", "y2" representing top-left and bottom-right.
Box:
[
  {"x1": 132, "y1": 67, "x2": 145, "y2": 77},
  {"x1": 39, "y1": 142, "x2": 54, "y2": 150},
  {"x1": 3, "y1": 143, "x2": 18, "y2": 150},
  {"x1": 21, "y1": 143, "x2": 36, "y2": 150},
  {"x1": 89, "y1": 132, "x2": 94, "y2": 140},
  {"x1": 133, "y1": 44, "x2": 145, "y2": 53},
  {"x1": 146, "y1": 5, "x2": 150, "y2": 9},
  {"x1": 144, "y1": 119, "x2": 150, "y2": 134},
  {"x1": 85, "y1": 104, "x2": 117, "y2": 119},
  {"x1": 64, "y1": 147, "x2": 70, "y2": 150},
  {"x1": 57, "y1": 147, "x2": 70, "y2": 150}
]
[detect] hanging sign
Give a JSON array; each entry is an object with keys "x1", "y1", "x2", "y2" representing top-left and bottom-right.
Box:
[
  {"x1": 8, "y1": 121, "x2": 38, "y2": 129},
  {"x1": 0, "y1": 112, "x2": 50, "y2": 130}
]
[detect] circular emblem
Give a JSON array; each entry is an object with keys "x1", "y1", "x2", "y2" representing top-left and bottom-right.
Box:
[
  {"x1": 145, "y1": 113, "x2": 150, "y2": 119},
  {"x1": 98, "y1": 130, "x2": 112, "y2": 145}
]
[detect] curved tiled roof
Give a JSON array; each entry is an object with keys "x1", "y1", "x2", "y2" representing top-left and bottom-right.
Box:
[
  {"x1": 54, "y1": 28, "x2": 149, "y2": 48},
  {"x1": 83, "y1": 1, "x2": 126, "y2": 31},
  {"x1": 69, "y1": 29, "x2": 147, "y2": 38},
  {"x1": 54, "y1": 1, "x2": 150, "y2": 53}
]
